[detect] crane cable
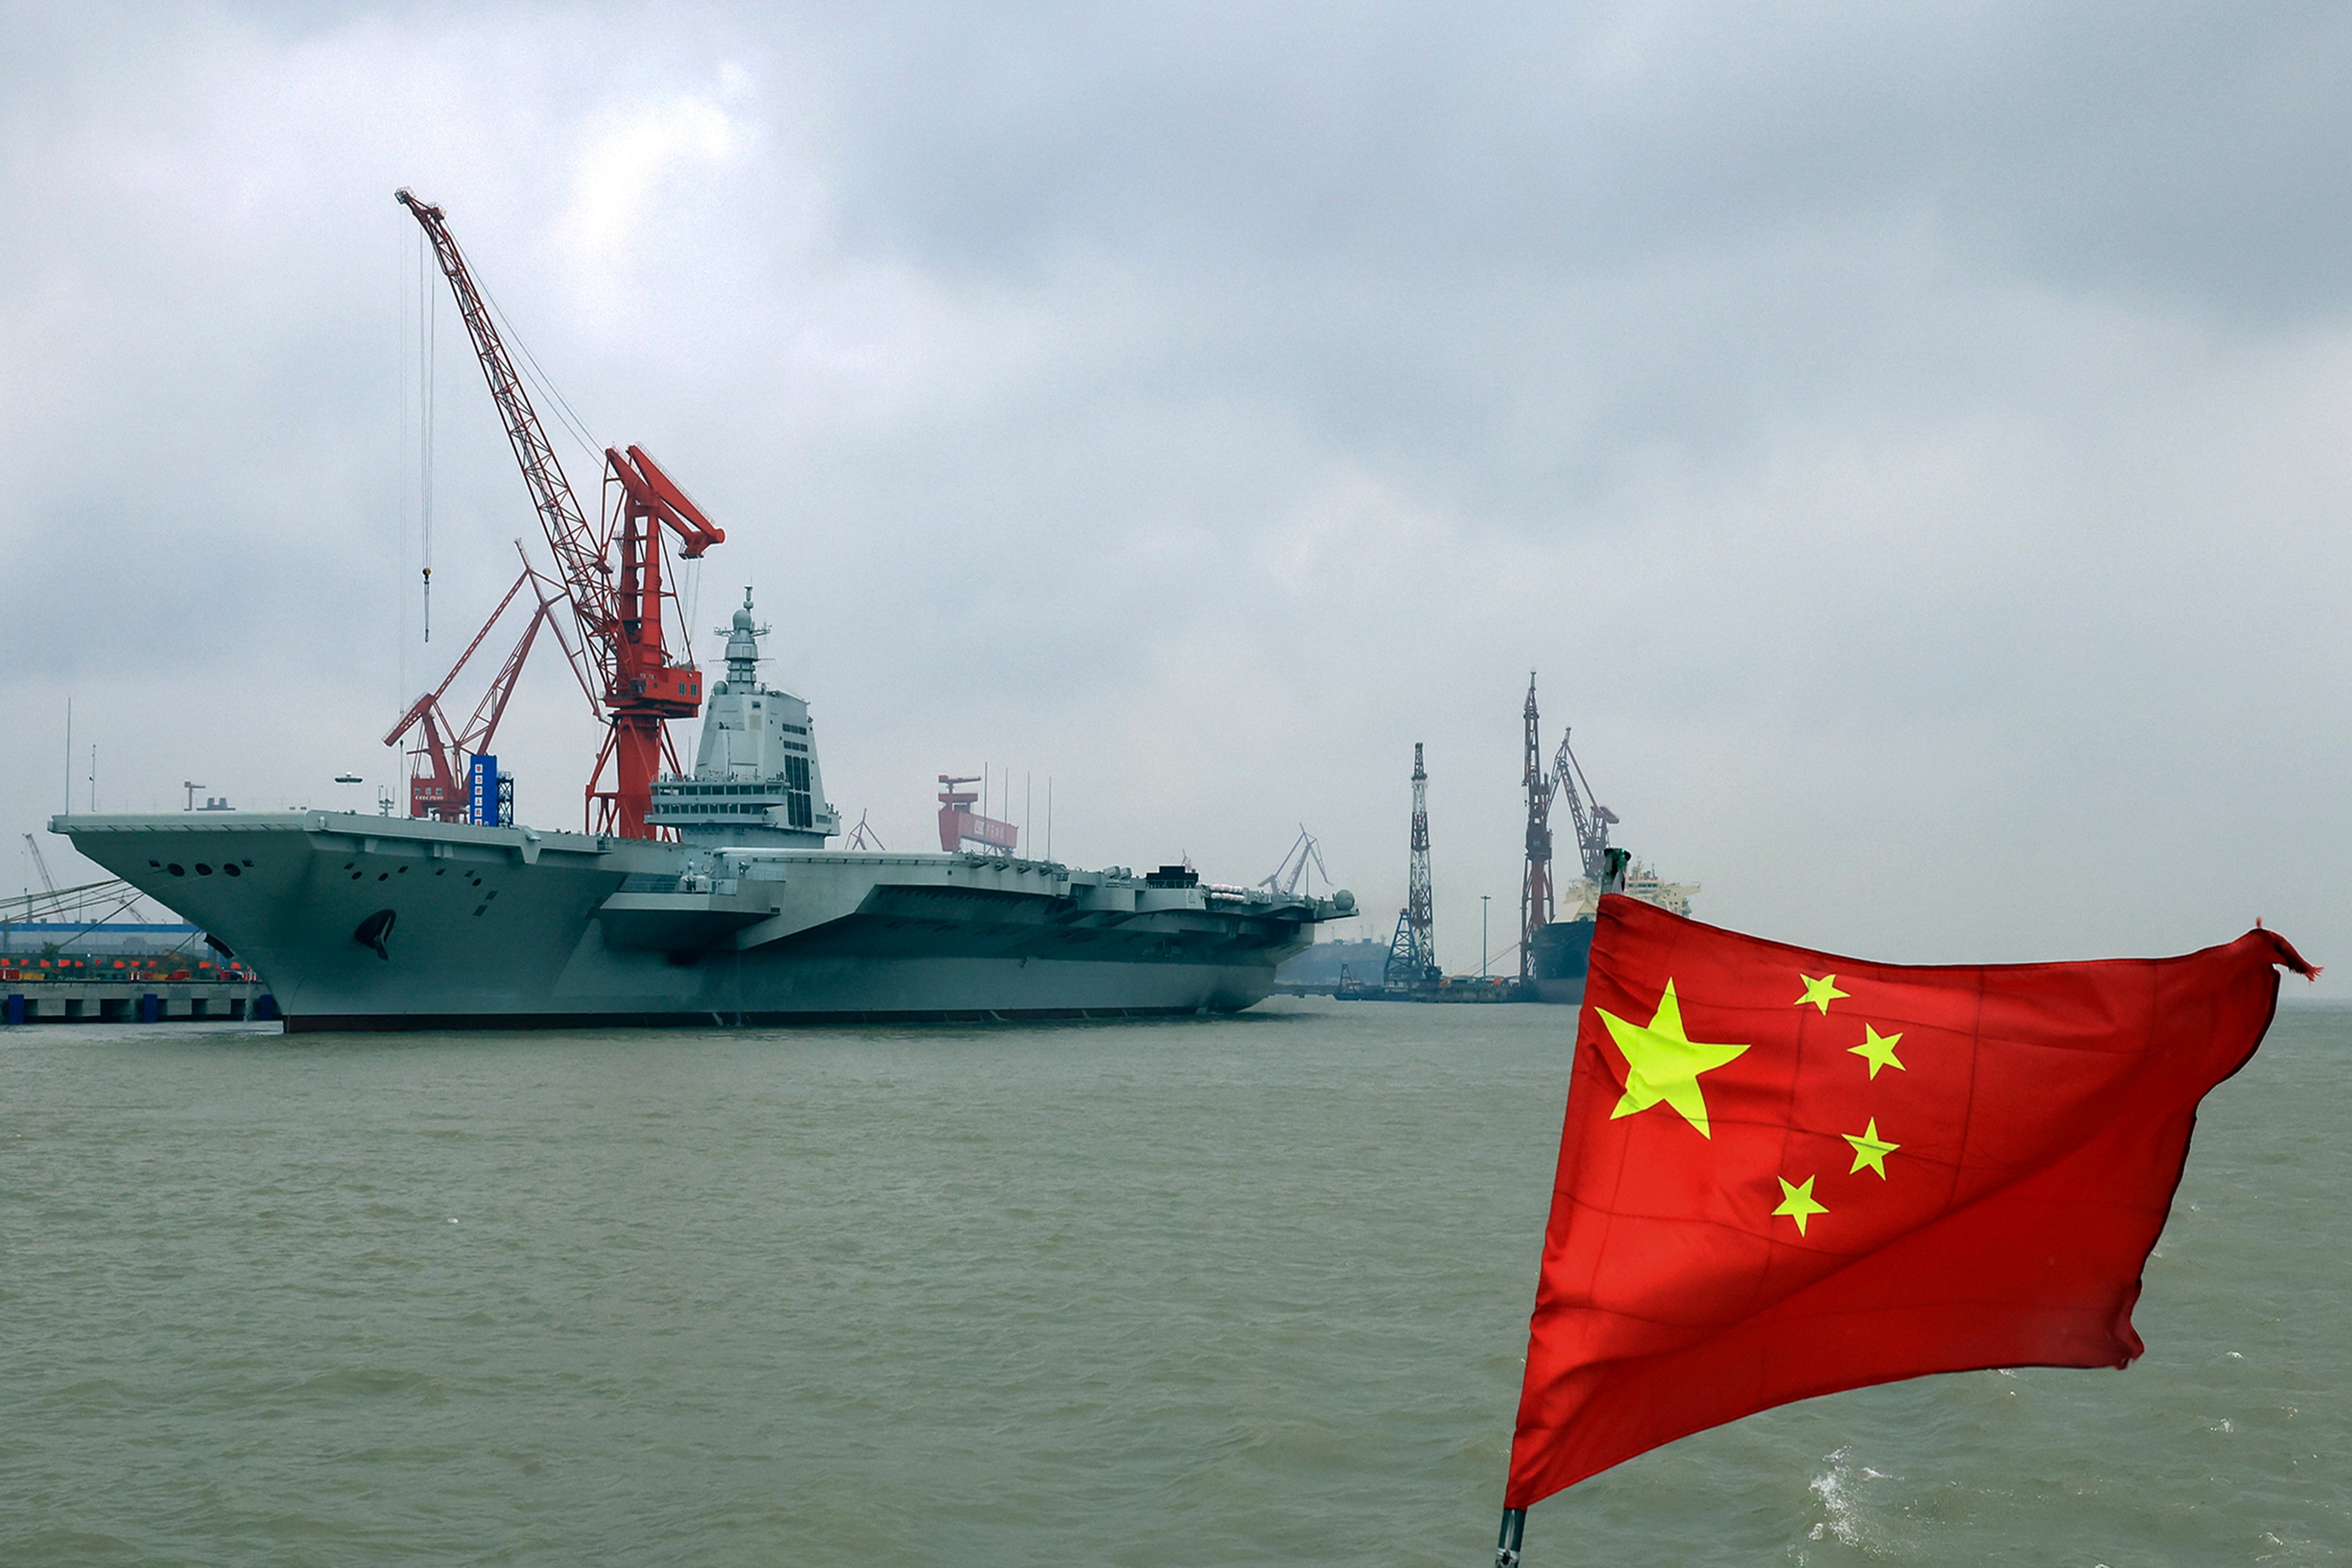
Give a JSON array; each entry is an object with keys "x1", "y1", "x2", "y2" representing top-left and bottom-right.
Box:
[
  {"x1": 481, "y1": 282, "x2": 603, "y2": 471},
  {"x1": 419, "y1": 225, "x2": 435, "y2": 644},
  {"x1": 396, "y1": 224, "x2": 409, "y2": 709}
]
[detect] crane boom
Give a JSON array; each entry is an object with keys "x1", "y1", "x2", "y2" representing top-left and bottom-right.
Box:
[
  {"x1": 384, "y1": 564, "x2": 537, "y2": 748},
  {"x1": 22, "y1": 833, "x2": 58, "y2": 895},
  {"x1": 395, "y1": 188, "x2": 609, "y2": 701},
  {"x1": 1551, "y1": 731, "x2": 1618, "y2": 883}
]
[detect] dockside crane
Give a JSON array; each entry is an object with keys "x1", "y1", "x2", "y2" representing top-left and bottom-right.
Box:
[
  {"x1": 1520, "y1": 674, "x2": 1553, "y2": 980},
  {"x1": 1382, "y1": 744, "x2": 1438, "y2": 990},
  {"x1": 384, "y1": 543, "x2": 596, "y2": 821},
  {"x1": 1260, "y1": 825, "x2": 1332, "y2": 899},
  {"x1": 1519, "y1": 674, "x2": 1621, "y2": 978},
  {"x1": 395, "y1": 187, "x2": 724, "y2": 838},
  {"x1": 1554, "y1": 731, "x2": 1618, "y2": 883}
]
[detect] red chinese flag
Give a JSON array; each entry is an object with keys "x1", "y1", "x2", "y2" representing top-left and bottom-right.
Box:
[{"x1": 1506, "y1": 895, "x2": 2315, "y2": 1508}]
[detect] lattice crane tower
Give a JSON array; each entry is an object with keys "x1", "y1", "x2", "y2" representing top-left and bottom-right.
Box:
[
  {"x1": 1520, "y1": 674, "x2": 1554, "y2": 981},
  {"x1": 1384, "y1": 741, "x2": 1438, "y2": 987}
]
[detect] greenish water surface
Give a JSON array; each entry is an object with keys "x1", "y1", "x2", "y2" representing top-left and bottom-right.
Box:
[{"x1": 3, "y1": 998, "x2": 2345, "y2": 1566}]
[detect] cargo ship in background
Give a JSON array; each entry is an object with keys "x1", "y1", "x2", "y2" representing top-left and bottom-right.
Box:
[
  {"x1": 54, "y1": 187, "x2": 1350, "y2": 1030},
  {"x1": 1525, "y1": 860, "x2": 1700, "y2": 1004}
]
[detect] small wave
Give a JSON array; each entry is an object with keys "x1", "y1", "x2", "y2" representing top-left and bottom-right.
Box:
[
  {"x1": 1804, "y1": 1446, "x2": 1908, "y2": 1557},
  {"x1": 293, "y1": 1365, "x2": 438, "y2": 1399},
  {"x1": 1808, "y1": 1446, "x2": 1865, "y2": 1548}
]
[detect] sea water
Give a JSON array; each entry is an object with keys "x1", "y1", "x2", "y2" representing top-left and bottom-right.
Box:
[{"x1": 3, "y1": 998, "x2": 2345, "y2": 1566}]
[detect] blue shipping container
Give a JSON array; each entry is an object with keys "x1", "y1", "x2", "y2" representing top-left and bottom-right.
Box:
[{"x1": 469, "y1": 754, "x2": 499, "y2": 825}]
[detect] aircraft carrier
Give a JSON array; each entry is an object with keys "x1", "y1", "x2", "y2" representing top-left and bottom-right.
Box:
[
  {"x1": 52, "y1": 190, "x2": 1354, "y2": 1028},
  {"x1": 55, "y1": 599, "x2": 1352, "y2": 1032}
]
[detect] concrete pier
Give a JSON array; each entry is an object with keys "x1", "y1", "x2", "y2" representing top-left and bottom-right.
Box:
[{"x1": 3, "y1": 982, "x2": 277, "y2": 1025}]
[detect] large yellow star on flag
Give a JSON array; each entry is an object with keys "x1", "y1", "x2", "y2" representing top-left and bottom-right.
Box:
[
  {"x1": 1795, "y1": 973, "x2": 1849, "y2": 1014},
  {"x1": 1850, "y1": 1024, "x2": 1906, "y2": 1079},
  {"x1": 1596, "y1": 978, "x2": 1751, "y2": 1138},
  {"x1": 1843, "y1": 1118, "x2": 1899, "y2": 1178},
  {"x1": 1773, "y1": 1175, "x2": 1827, "y2": 1235}
]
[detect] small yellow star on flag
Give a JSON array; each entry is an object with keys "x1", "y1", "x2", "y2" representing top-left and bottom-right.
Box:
[
  {"x1": 1772, "y1": 1175, "x2": 1827, "y2": 1236},
  {"x1": 1596, "y1": 979, "x2": 1752, "y2": 1138},
  {"x1": 1795, "y1": 973, "x2": 1849, "y2": 1014},
  {"x1": 1850, "y1": 1024, "x2": 1906, "y2": 1079},
  {"x1": 1844, "y1": 1118, "x2": 1899, "y2": 1178}
]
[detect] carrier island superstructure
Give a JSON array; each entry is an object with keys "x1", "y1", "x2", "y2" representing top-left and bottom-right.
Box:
[{"x1": 57, "y1": 596, "x2": 1351, "y2": 1030}]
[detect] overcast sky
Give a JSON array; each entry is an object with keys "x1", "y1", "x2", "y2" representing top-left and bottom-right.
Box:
[{"x1": 5, "y1": 3, "x2": 2346, "y2": 983}]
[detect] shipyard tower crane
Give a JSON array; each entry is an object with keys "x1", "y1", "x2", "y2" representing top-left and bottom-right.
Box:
[
  {"x1": 395, "y1": 188, "x2": 723, "y2": 839},
  {"x1": 1519, "y1": 672, "x2": 1620, "y2": 964},
  {"x1": 1520, "y1": 674, "x2": 1554, "y2": 980},
  {"x1": 1382, "y1": 743, "x2": 1437, "y2": 989}
]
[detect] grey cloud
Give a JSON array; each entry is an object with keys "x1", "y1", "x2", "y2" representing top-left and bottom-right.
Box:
[{"x1": 2, "y1": 2, "x2": 2345, "y2": 982}]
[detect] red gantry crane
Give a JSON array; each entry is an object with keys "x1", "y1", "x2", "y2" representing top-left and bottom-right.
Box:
[
  {"x1": 934, "y1": 776, "x2": 1018, "y2": 855},
  {"x1": 392, "y1": 187, "x2": 723, "y2": 838},
  {"x1": 384, "y1": 543, "x2": 593, "y2": 821}
]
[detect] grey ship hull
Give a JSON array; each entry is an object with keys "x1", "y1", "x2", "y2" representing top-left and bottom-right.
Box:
[
  {"x1": 56, "y1": 813, "x2": 1339, "y2": 1032},
  {"x1": 1527, "y1": 917, "x2": 1595, "y2": 1005}
]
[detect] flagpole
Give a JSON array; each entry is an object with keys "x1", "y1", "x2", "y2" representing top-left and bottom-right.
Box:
[
  {"x1": 1494, "y1": 1507, "x2": 1525, "y2": 1566},
  {"x1": 1493, "y1": 852, "x2": 1618, "y2": 1566}
]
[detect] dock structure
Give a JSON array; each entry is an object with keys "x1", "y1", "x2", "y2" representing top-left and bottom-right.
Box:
[
  {"x1": 3, "y1": 980, "x2": 277, "y2": 1025},
  {"x1": 1331, "y1": 975, "x2": 1535, "y2": 1005}
]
